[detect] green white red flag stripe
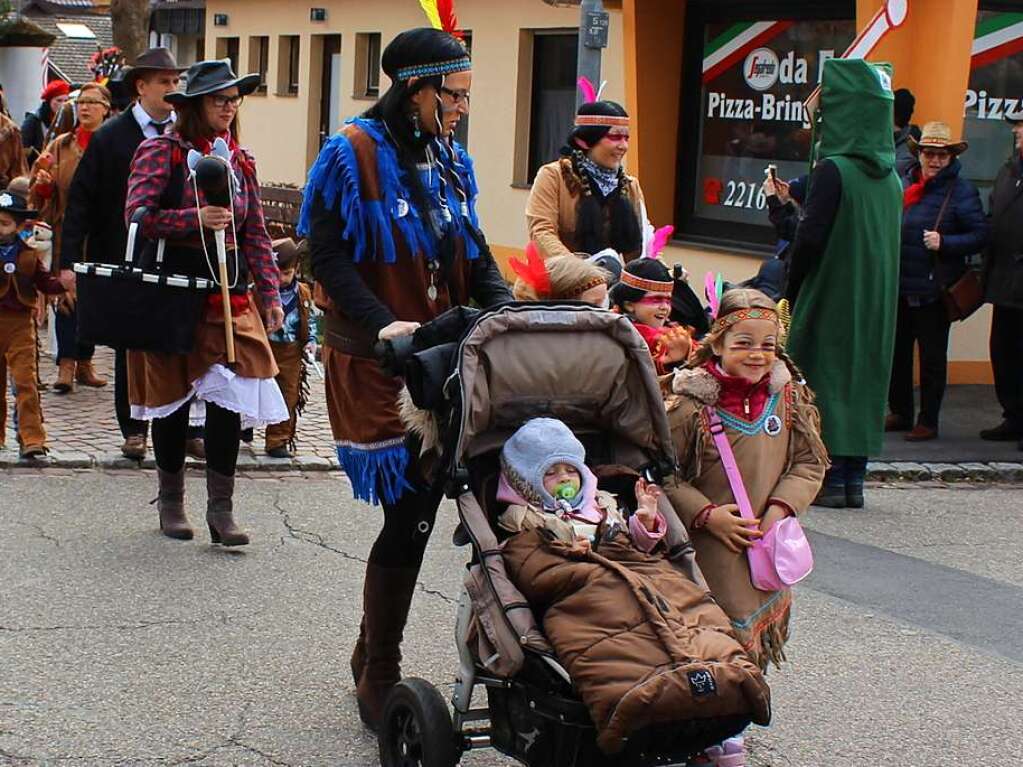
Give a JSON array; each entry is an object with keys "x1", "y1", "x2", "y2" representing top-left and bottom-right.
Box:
[
  {"x1": 702, "y1": 20, "x2": 793, "y2": 84},
  {"x1": 971, "y1": 13, "x2": 1023, "y2": 69}
]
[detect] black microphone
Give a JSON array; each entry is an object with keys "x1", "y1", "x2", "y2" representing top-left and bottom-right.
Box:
[{"x1": 194, "y1": 155, "x2": 232, "y2": 209}]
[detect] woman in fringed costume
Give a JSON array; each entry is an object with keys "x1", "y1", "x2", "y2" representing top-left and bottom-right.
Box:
[{"x1": 300, "y1": 7, "x2": 512, "y2": 729}]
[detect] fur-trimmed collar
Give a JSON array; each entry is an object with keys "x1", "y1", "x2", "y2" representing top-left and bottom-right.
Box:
[{"x1": 671, "y1": 360, "x2": 791, "y2": 405}]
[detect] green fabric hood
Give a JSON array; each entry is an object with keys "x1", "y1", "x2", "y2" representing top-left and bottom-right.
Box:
[{"x1": 816, "y1": 59, "x2": 897, "y2": 178}]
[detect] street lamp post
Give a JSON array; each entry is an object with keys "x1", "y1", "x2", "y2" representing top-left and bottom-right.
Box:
[{"x1": 576, "y1": 0, "x2": 609, "y2": 106}]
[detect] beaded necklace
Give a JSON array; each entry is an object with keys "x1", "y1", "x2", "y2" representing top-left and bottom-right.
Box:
[{"x1": 715, "y1": 392, "x2": 782, "y2": 437}]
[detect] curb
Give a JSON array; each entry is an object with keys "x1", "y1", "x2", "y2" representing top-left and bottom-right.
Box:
[
  {"x1": 2, "y1": 450, "x2": 1022, "y2": 483},
  {"x1": 0, "y1": 449, "x2": 339, "y2": 473}
]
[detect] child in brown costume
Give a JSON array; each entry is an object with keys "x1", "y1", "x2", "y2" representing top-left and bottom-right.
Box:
[
  {"x1": 264, "y1": 237, "x2": 318, "y2": 458},
  {"x1": 0, "y1": 190, "x2": 64, "y2": 458}
]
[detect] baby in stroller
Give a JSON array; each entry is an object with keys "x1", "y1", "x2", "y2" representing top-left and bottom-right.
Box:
[{"x1": 496, "y1": 417, "x2": 771, "y2": 757}]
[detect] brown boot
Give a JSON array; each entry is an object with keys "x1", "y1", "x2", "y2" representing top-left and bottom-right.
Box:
[
  {"x1": 355, "y1": 563, "x2": 420, "y2": 731},
  {"x1": 53, "y1": 359, "x2": 75, "y2": 394},
  {"x1": 75, "y1": 360, "x2": 107, "y2": 388},
  {"x1": 155, "y1": 467, "x2": 193, "y2": 540},
  {"x1": 350, "y1": 616, "x2": 367, "y2": 686},
  {"x1": 205, "y1": 469, "x2": 249, "y2": 546}
]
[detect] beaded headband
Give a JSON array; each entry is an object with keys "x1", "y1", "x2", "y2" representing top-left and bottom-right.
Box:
[
  {"x1": 565, "y1": 275, "x2": 607, "y2": 298},
  {"x1": 395, "y1": 56, "x2": 472, "y2": 82},
  {"x1": 711, "y1": 306, "x2": 779, "y2": 334},
  {"x1": 574, "y1": 114, "x2": 630, "y2": 129},
  {"x1": 621, "y1": 271, "x2": 673, "y2": 295}
]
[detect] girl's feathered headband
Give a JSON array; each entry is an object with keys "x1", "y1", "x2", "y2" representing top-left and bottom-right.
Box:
[
  {"x1": 575, "y1": 76, "x2": 629, "y2": 128},
  {"x1": 704, "y1": 271, "x2": 779, "y2": 333},
  {"x1": 509, "y1": 242, "x2": 552, "y2": 298}
]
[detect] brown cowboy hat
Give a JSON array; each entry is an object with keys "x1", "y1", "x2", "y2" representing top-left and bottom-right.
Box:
[
  {"x1": 122, "y1": 48, "x2": 186, "y2": 92},
  {"x1": 908, "y1": 121, "x2": 969, "y2": 155},
  {"x1": 272, "y1": 237, "x2": 307, "y2": 270}
]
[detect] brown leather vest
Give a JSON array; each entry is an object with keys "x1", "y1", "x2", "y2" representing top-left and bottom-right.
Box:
[{"x1": 0, "y1": 242, "x2": 42, "y2": 308}]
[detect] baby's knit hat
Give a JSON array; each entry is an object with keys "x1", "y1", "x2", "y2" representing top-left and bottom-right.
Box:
[{"x1": 500, "y1": 418, "x2": 592, "y2": 510}]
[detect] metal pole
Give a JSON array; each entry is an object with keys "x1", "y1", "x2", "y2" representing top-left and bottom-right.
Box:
[{"x1": 576, "y1": 0, "x2": 608, "y2": 107}]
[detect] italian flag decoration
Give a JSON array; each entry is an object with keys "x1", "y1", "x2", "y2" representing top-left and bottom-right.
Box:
[
  {"x1": 972, "y1": 13, "x2": 1023, "y2": 69},
  {"x1": 702, "y1": 20, "x2": 794, "y2": 84}
]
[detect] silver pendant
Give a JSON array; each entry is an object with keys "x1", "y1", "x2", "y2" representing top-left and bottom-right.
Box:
[
  {"x1": 427, "y1": 284, "x2": 438, "y2": 301},
  {"x1": 764, "y1": 415, "x2": 782, "y2": 437},
  {"x1": 3, "y1": 262, "x2": 14, "y2": 274}
]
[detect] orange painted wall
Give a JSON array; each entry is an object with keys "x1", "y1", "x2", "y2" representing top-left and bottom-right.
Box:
[{"x1": 857, "y1": 0, "x2": 978, "y2": 133}]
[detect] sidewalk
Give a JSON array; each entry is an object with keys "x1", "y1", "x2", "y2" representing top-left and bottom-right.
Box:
[
  {"x1": 1, "y1": 346, "x2": 339, "y2": 472},
  {"x1": 3, "y1": 347, "x2": 1022, "y2": 480}
]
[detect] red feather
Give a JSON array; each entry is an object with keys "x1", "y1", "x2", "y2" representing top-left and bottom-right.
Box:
[
  {"x1": 509, "y1": 242, "x2": 551, "y2": 298},
  {"x1": 437, "y1": 0, "x2": 463, "y2": 39}
]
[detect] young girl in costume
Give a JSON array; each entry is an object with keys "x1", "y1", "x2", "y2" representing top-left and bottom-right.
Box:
[
  {"x1": 498, "y1": 418, "x2": 771, "y2": 757},
  {"x1": 664, "y1": 288, "x2": 826, "y2": 765},
  {"x1": 509, "y1": 242, "x2": 611, "y2": 306},
  {"x1": 610, "y1": 255, "x2": 693, "y2": 374}
]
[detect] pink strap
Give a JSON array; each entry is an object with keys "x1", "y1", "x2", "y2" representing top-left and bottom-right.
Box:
[{"x1": 706, "y1": 408, "x2": 756, "y2": 523}]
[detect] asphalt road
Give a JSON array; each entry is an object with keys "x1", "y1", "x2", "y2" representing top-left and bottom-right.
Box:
[{"x1": 2, "y1": 472, "x2": 1021, "y2": 766}]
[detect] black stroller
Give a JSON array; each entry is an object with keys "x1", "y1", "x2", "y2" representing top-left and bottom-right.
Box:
[{"x1": 375, "y1": 303, "x2": 762, "y2": 767}]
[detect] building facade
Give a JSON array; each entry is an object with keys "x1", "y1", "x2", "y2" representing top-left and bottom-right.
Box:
[{"x1": 208, "y1": 0, "x2": 1014, "y2": 381}]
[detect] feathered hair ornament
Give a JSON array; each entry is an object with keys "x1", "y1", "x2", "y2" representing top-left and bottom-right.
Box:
[
  {"x1": 88, "y1": 46, "x2": 125, "y2": 84},
  {"x1": 577, "y1": 76, "x2": 608, "y2": 104},
  {"x1": 704, "y1": 271, "x2": 724, "y2": 319},
  {"x1": 509, "y1": 242, "x2": 551, "y2": 298},
  {"x1": 644, "y1": 225, "x2": 674, "y2": 260},
  {"x1": 419, "y1": 0, "x2": 465, "y2": 40}
]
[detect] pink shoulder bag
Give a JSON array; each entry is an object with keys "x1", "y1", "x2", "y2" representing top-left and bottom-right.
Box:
[{"x1": 705, "y1": 408, "x2": 814, "y2": 592}]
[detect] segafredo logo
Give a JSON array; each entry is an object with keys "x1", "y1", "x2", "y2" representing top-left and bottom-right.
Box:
[{"x1": 743, "y1": 47, "x2": 780, "y2": 91}]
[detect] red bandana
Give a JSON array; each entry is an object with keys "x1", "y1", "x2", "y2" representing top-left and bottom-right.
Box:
[
  {"x1": 75, "y1": 127, "x2": 93, "y2": 151},
  {"x1": 902, "y1": 168, "x2": 929, "y2": 210}
]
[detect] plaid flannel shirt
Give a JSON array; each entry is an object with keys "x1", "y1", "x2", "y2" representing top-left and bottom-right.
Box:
[{"x1": 125, "y1": 133, "x2": 280, "y2": 309}]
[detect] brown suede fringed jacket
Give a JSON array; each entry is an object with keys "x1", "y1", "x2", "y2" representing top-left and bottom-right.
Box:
[
  {"x1": 664, "y1": 361, "x2": 827, "y2": 670},
  {"x1": 502, "y1": 524, "x2": 771, "y2": 755},
  {"x1": 525, "y1": 157, "x2": 646, "y2": 261}
]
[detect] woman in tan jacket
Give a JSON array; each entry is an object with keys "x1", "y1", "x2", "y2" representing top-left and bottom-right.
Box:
[
  {"x1": 29, "y1": 82, "x2": 111, "y2": 393},
  {"x1": 525, "y1": 99, "x2": 646, "y2": 262}
]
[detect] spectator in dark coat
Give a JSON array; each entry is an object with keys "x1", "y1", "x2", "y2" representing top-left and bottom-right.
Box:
[
  {"x1": 21, "y1": 80, "x2": 69, "y2": 166},
  {"x1": 979, "y1": 113, "x2": 1023, "y2": 450},
  {"x1": 887, "y1": 121, "x2": 989, "y2": 441},
  {"x1": 893, "y1": 88, "x2": 921, "y2": 180}
]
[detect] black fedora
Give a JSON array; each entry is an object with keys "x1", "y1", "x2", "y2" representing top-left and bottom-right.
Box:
[
  {"x1": 165, "y1": 59, "x2": 260, "y2": 105},
  {"x1": 122, "y1": 47, "x2": 185, "y2": 91},
  {"x1": 0, "y1": 189, "x2": 38, "y2": 220}
]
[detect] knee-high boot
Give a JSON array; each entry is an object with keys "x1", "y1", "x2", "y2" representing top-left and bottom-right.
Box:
[
  {"x1": 205, "y1": 469, "x2": 249, "y2": 546},
  {"x1": 354, "y1": 563, "x2": 420, "y2": 731},
  {"x1": 156, "y1": 467, "x2": 192, "y2": 540}
]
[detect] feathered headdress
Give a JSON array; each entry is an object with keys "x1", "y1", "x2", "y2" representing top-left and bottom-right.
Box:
[
  {"x1": 89, "y1": 46, "x2": 125, "y2": 85},
  {"x1": 509, "y1": 242, "x2": 551, "y2": 298},
  {"x1": 576, "y1": 76, "x2": 607, "y2": 105},
  {"x1": 418, "y1": 0, "x2": 464, "y2": 40},
  {"x1": 644, "y1": 224, "x2": 673, "y2": 260},
  {"x1": 704, "y1": 271, "x2": 723, "y2": 319}
]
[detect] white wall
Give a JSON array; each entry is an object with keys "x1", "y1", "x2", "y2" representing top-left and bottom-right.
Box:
[{"x1": 0, "y1": 47, "x2": 47, "y2": 122}]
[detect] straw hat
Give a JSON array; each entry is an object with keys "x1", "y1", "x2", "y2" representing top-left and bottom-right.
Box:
[{"x1": 908, "y1": 121, "x2": 968, "y2": 155}]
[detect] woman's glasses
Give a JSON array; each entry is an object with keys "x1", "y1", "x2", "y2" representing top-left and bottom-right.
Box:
[
  {"x1": 210, "y1": 94, "x2": 244, "y2": 109},
  {"x1": 439, "y1": 86, "x2": 470, "y2": 106}
]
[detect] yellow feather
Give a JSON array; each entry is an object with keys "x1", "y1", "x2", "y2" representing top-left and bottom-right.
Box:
[
  {"x1": 418, "y1": 0, "x2": 442, "y2": 29},
  {"x1": 777, "y1": 298, "x2": 792, "y2": 339}
]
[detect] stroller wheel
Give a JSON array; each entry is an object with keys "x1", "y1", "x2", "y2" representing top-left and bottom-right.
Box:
[{"x1": 378, "y1": 678, "x2": 459, "y2": 767}]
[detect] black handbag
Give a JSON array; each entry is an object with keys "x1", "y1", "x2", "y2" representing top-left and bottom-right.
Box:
[{"x1": 75, "y1": 207, "x2": 213, "y2": 354}]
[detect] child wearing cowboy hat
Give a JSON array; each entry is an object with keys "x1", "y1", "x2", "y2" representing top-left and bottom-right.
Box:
[
  {"x1": 0, "y1": 189, "x2": 65, "y2": 459},
  {"x1": 263, "y1": 237, "x2": 319, "y2": 458}
]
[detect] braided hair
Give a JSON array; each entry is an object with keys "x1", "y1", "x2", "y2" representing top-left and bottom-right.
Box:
[{"x1": 561, "y1": 100, "x2": 641, "y2": 256}]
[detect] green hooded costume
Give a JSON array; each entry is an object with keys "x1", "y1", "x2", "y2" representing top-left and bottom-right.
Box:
[{"x1": 786, "y1": 59, "x2": 902, "y2": 457}]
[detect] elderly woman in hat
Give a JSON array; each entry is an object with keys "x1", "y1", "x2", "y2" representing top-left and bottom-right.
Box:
[
  {"x1": 123, "y1": 59, "x2": 287, "y2": 546},
  {"x1": 886, "y1": 121, "x2": 989, "y2": 442},
  {"x1": 301, "y1": 22, "x2": 511, "y2": 728},
  {"x1": 526, "y1": 97, "x2": 647, "y2": 261},
  {"x1": 30, "y1": 82, "x2": 112, "y2": 394}
]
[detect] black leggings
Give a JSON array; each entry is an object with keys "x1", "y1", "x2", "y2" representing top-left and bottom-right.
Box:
[
  {"x1": 368, "y1": 454, "x2": 445, "y2": 569},
  {"x1": 152, "y1": 400, "x2": 240, "y2": 475}
]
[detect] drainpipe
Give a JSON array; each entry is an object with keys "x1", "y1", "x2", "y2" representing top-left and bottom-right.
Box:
[{"x1": 576, "y1": 0, "x2": 609, "y2": 106}]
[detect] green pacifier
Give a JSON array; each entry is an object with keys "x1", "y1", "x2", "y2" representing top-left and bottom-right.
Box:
[{"x1": 554, "y1": 482, "x2": 578, "y2": 501}]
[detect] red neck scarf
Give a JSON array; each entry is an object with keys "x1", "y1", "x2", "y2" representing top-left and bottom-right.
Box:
[
  {"x1": 705, "y1": 360, "x2": 771, "y2": 420},
  {"x1": 903, "y1": 167, "x2": 930, "y2": 210},
  {"x1": 75, "y1": 127, "x2": 93, "y2": 151},
  {"x1": 193, "y1": 131, "x2": 239, "y2": 157}
]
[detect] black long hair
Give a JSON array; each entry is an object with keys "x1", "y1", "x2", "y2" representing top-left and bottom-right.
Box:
[{"x1": 560, "y1": 100, "x2": 641, "y2": 256}]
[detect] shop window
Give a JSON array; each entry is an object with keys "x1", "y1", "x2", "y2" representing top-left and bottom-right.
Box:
[
  {"x1": 277, "y1": 35, "x2": 301, "y2": 96},
  {"x1": 354, "y1": 32, "x2": 382, "y2": 99},
  {"x1": 960, "y1": 6, "x2": 1023, "y2": 209},
  {"x1": 215, "y1": 36, "x2": 239, "y2": 75},
  {"x1": 249, "y1": 36, "x2": 269, "y2": 94},
  {"x1": 526, "y1": 31, "x2": 578, "y2": 184},
  {"x1": 677, "y1": 2, "x2": 854, "y2": 250}
]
